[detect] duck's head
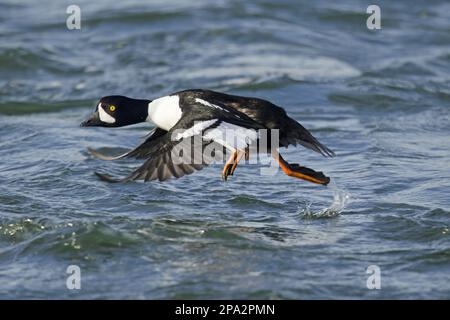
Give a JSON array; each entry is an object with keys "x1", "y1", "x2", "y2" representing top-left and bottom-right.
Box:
[{"x1": 81, "y1": 95, "x2": 150, "y2": 127}]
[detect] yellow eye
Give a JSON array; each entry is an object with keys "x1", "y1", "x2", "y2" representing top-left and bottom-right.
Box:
[{"x1": 109, "y1": 105, "x2": 116, "y2": 112}]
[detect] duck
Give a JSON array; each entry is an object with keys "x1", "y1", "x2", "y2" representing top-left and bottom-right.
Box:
[{"x1": 81, "y1": 89, "x2": 334, "y2": 185}]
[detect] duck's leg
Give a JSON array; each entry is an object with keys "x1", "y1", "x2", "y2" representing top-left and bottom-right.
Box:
[
  {"x1": 271, "y1": 150, "x2": 330, "y2": 185},
  {"x1": 222, "y1": 151, "x2": 237, "y2": 181},
  {"x1": 229, "y1": 150, "x2": 245, "y2": 176}
]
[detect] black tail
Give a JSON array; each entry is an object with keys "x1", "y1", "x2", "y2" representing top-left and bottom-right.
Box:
[{"x1": 281, "y1": 118, "x2": 335, "y2": 157}]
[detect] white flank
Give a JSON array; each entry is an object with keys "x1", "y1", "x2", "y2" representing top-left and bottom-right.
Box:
[
  {"x1": 147, "y1": 95, "x2": 182, "y2": 131},
  {"x1": 195, "y1": 98, "x2": 230, "y2": 113},
  {"x1": 204, "y1": 122, "x2": 258, "y2": 151},
  {"x1": 174, "y1": 119, "x2": 218, "y2": 140},
  {"x1": 98, "y1": 103, "x2": 116, "y2": 124}
]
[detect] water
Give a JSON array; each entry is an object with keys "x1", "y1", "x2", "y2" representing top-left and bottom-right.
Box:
[{"x1": 1, "y1": 0, "x2": 449, "y2": 299}]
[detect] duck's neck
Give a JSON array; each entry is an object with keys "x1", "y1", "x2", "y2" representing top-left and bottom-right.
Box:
[{"x1": 128, "y1": 98, "x2": 152, "y2": 124}]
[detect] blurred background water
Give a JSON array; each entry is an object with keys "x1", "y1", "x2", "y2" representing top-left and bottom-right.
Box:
[{"x1": 0, "y1": 0, "x2": 449, "y2": 299}]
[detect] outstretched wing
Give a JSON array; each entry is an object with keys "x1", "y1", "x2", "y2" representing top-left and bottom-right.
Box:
[{"x1": 95, "y1": 137, "x2": 223, "y2": 182}]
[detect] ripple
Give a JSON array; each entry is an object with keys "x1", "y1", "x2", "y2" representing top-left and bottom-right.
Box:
[
  {"x1": 0, "y1": 47, "x2": 85, "y2": 75},
  {"x1": 227, "y1": 195, "x2": 283, "y2": 208},
  {"x1": 186, "y1": 54, "x2": 361, "y2": 84},
  {"x1": 0, "y1": 100, "x2": 91, "y2": 115}
]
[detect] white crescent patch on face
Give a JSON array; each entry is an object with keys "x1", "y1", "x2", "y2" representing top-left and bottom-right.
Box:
[{"x1": 98, "y1": 103, "x2": 116, "y2": 124}]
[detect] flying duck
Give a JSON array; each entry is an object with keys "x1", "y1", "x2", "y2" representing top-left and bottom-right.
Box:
[{"x1": 81, "y1": 89, "x2": 334, "y2": 185}]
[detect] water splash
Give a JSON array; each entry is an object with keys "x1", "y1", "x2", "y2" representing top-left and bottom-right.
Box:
[{"x1": 300, "y1": 183, "x2": 351, "y2": 219}]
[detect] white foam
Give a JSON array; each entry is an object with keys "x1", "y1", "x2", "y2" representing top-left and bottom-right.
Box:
[
  {"x1": 300, "y1": 182, "x2": 351, "y2": 219},
  {"x1": 186, "y1": 53, "x2": 361, "y2": 82}
]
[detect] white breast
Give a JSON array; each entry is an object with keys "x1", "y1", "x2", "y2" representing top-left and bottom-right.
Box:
[{"x1": 147, "y1": 95, "x2": 182, "y2": 131}]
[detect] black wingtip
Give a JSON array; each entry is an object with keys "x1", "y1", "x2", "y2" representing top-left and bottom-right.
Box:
[
  {"x1": 87, "y1": 147, "x2": 130, "y2": 161},
  {"x1": 94, "y1": 171, "x2": 122, "y2": 183}
]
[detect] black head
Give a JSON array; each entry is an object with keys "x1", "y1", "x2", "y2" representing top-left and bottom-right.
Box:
[{"x1": 80, "y1": 95, "x2": 150, "y2": 127}]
